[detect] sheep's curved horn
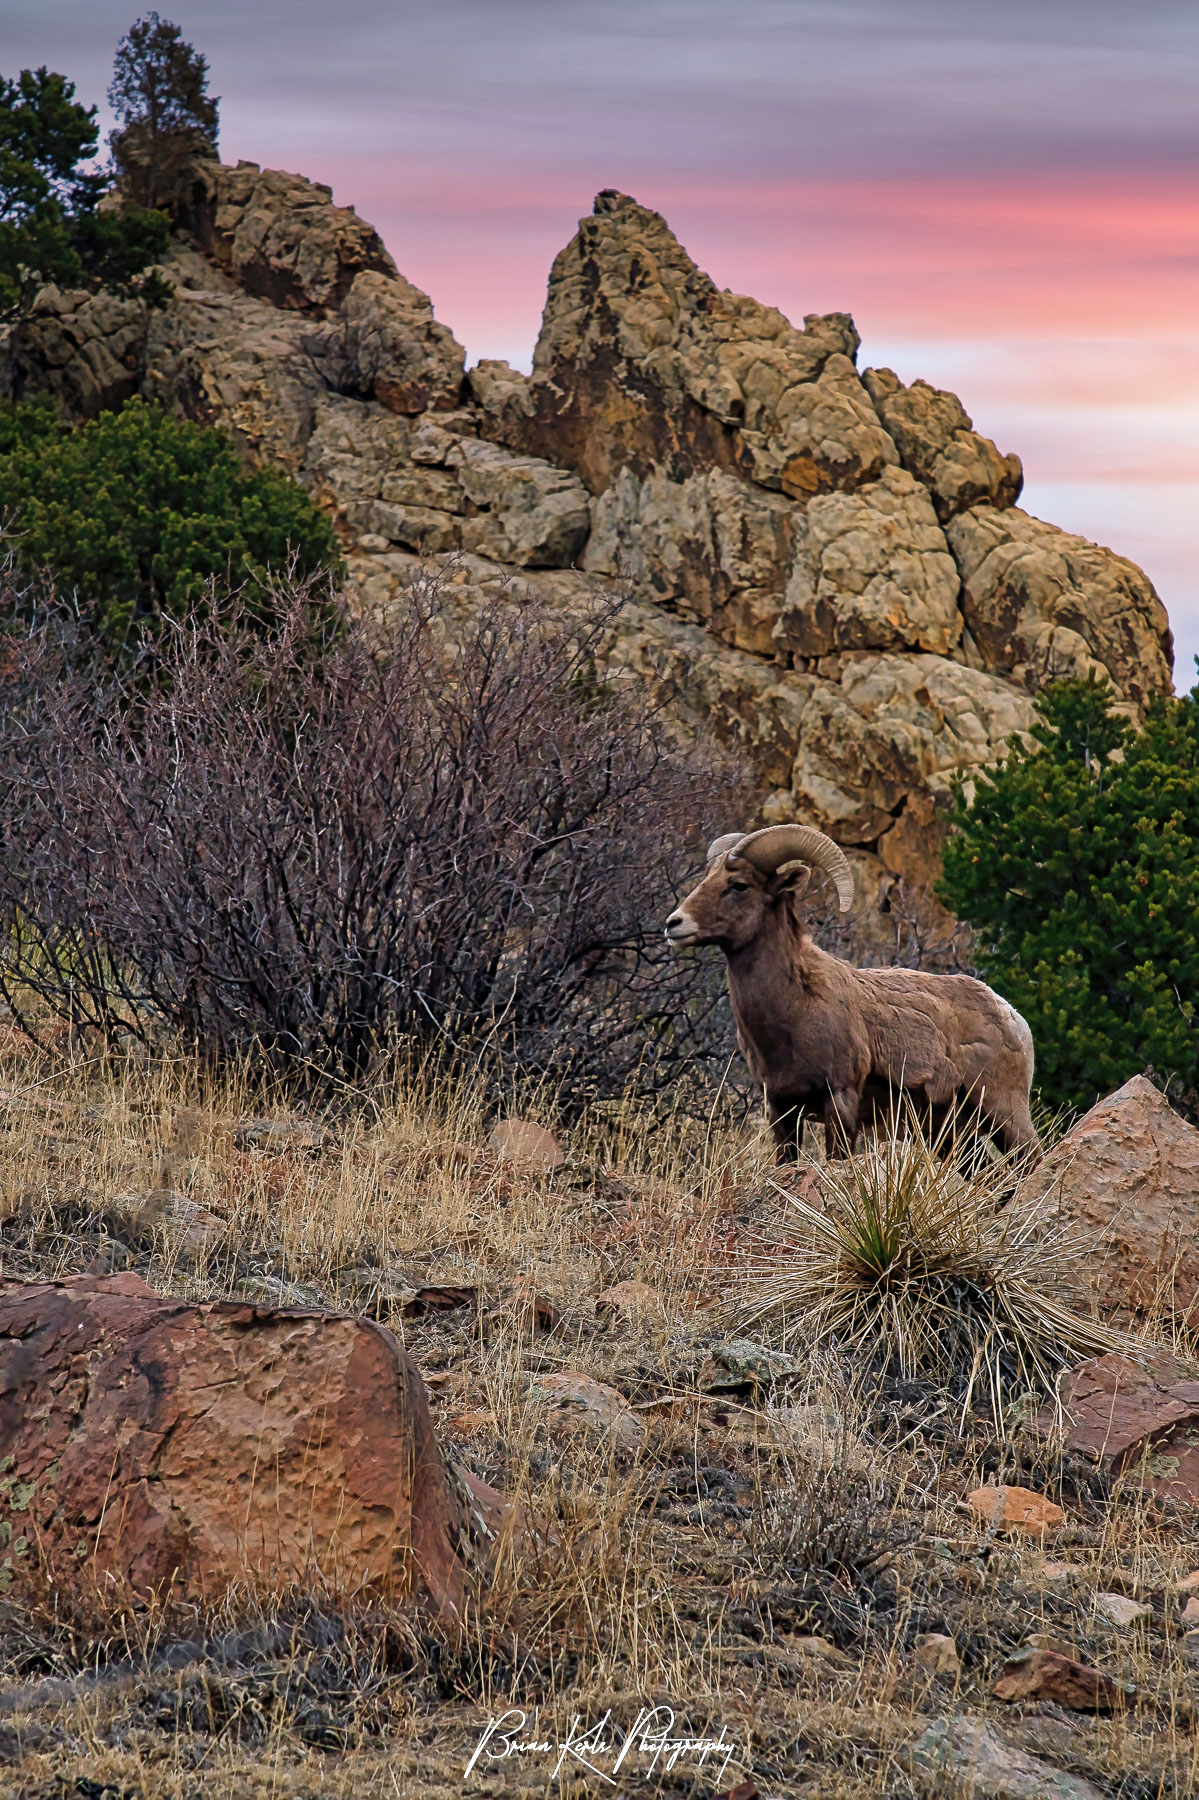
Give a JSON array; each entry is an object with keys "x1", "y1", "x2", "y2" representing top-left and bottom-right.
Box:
[
  {"x1": 735, "y1": 825, "x2": 855, "y2": 912},
  {"x1": 706, "y1": 831, "x2": 748, "y2": 865}
]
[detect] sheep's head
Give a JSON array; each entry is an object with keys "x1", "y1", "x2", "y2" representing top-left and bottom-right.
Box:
[{"x1": 664, "y1": 825, "x2": 855, "y2": 953}]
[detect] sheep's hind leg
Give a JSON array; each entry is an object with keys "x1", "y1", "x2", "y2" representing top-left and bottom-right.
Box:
[{"x1": 988, "y1": 1097, "x2": 1042, "y2": 1161}]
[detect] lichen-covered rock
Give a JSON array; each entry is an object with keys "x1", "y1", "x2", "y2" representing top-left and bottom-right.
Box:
[
  {"x1": 863, "y1": 366, "x2": 1023, "y2": 519},
  {"x1": 775, "y1": 465, "x2": 961, "y2": 659},
  {"x1": 911, "y1": 1717, "x2": 1104, "y2": 1800},
  {"x1": 302, "y1": 395, "x2": 590, "y2": 567},
  {"x1": 452, "y1": 437, "x2": 590, "y2": 566},
  {"x1": 143, "y1": 282, "x2": 322, "y2": 470},
  {"x1": 1038, "y1": 1350, "x2": 1199, "y2": 1505},
  {"x1": 307, "y1": 268, "x2": 465, "y2": 414},
  {"x1": 789, "y1": 653, "x2": 1035, "y2": 844},
  {"x1": 511, "y1": 190, "x2": 896, "y2": 497},
  {"x1": 2, "y1": 284, "x2": 148, "y2": 419},
  {"x1": 181, "y1": 159, "x2": 396, "y2": 313},
  {"x1": 948, "y1": 504, "x2": 1172, "y2": 707},
  {"x1": 584, "y1": 467, "x2": 798, "y2": 654}
]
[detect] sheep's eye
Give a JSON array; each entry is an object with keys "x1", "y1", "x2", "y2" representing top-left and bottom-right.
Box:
[{"x1": 727, "y1": 880, "x2": 750, "y2": 893}]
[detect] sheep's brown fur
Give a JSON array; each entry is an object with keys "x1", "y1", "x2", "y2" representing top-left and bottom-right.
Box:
[{"x1": 665, "y1": 839, "x2": 1039, "y2": 1163}]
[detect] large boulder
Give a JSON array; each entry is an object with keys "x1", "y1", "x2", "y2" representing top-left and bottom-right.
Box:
[
  {"x1": 1013, "y1": 1075, "x2": 1199, "y2": 1323},
  {"x1": 862, "y1": 367, "x2": 1024, "y2": 520},
  {"x1": 303, "y1": 394, "x2": 591, "y2": 567},
  {"x1": 1038, "y1": 1349, "x2": 1199, "y2": 1505},
  {"x1": 307, "y1": 268, "x2": 465, "y2": 415},
  {"x1": 3, "y1": 284, "x2": 148, "y2": 418},
  {"x1": 774, "y1": 466, "x2": 962, "y2": 659},
  {"x1": 143, "y1": 275, "x2": 323, "y2": 470},
  {"x1": 0, "y1": 1273, "x2": 484, "y2": 1609},
  {"x1": 179, "y1": 160, "x2": 396, "y2": 314}
]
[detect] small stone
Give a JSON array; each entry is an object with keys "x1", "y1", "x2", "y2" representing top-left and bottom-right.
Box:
[
  {"x1": 701, "y1": 1339, "x2": 801, "y2": 1392},
  {"x1": 911, "y1": 1718, "x2": 1104, "y2": 1799},
  {"x1": 1095, "y1": 1592, "x2": 1152, "y2": 1628},
  {"x1": 240, "y1": 1274, "x2": 324, "y2": 1308},
  {"x1": 530, "y1": 1371, "x2": 645, "y2": 1448},
  {"x1": 594, "y1": 1279, "x2": 656, "y2": 1318},
  {"x1": 489, "y1": 1118, "x2": 564, "y2": 1171},
  {"x1": 356, "y1": 533, "x2": 390, "y2": 552},
  {"x1": 913, "y1": 1633, "x2": 960, "y2": 1677},
  {"x1": 968, "y1": 1484, "x2": 1065, "y2": 1538},
  {"x1": 1181, "y1": 1629, "x2": 1199, "y2": 1665},
  {"x1": 1180, "y1": 1595, "x2": 1199, "y2": 1626},
  {"x1": 234, "y1": 1118, "x2": 328, "y2": 1152},
  {"x1": 1177, "y1": 1569, "x2": 1199, "y2": 1596},
  {"x1": 992, "y1": 1647, "x2": 1133, "y2": 1712}
]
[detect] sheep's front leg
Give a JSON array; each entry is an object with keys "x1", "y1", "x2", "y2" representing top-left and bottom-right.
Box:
[
  {"x1": 768, "y1": 1098, "x2": 804, "y2": 1165},
  {"x1": 824, "y1": 1087, "x2": 861, "y2": 1158}
]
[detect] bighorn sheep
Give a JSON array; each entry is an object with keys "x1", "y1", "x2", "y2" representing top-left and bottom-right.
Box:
[{"x1": 664, "y1": 825, "x2": 1040, "y2": 1162}]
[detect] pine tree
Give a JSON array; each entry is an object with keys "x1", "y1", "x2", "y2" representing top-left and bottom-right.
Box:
[
  {"x1": 0, "y1": 397, "x2": 342, "y2": 657},
  {"x1": 108, "y1": 13, "x2": 219, "y2": 209},
  {"x1": 0, "y1": 65, "x2": 169, "y2": 316},
  {"x1": 939, "y1": 678, "x2": 1199, "y2": 1115}
]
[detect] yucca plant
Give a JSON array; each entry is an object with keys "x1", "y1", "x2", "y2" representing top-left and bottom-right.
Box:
[{"x1": 739, "y1": 1107, "x2": 1138, "y2": 1433}]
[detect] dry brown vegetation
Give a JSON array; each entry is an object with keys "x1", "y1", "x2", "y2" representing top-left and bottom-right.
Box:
[{"x1": 0, "y1": 1030, "x2": 1195, "y2": 1799}]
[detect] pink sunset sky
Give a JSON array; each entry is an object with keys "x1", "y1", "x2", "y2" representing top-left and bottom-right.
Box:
[{"x1": 13, "y1": 1, "x2": 1199, "y2": 681}]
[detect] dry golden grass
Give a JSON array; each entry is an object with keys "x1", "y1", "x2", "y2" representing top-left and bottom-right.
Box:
[{"x1": 0, "y1": 1034, "x2": 1194, "y2": 1797}]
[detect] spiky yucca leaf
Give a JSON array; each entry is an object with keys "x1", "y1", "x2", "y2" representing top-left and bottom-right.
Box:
[{"x1": 739, "y1": 1108, "x2": 1138, "y2": 1434}]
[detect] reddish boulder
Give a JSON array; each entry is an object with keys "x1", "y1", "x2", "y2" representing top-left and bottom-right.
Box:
[
  {"x1": 1012, "y1": 1076, "x2": 1199, "y2": 1323},
  {"x1": 992, "y1": 1646, "x2": 1133, "y2": 1712},
  {"x1": 1038, "y1": 1349, "x2": 1199, "y2": 1504},
  {"x1": 0, "y1": 1274, "x2": 482, "y2": 1608}
]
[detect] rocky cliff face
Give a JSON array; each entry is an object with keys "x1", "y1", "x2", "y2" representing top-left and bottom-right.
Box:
[{"x1": 1, "y1": 163, "x2": 1174, "y2": 928}]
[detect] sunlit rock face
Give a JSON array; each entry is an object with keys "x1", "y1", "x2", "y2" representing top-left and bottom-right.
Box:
[{"x1": 2, "y1": 171, "x2": 1172, "y2": 941}]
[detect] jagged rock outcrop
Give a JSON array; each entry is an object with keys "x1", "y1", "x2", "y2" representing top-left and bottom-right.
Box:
[
  {"x1": 0, "y1": 166, "x2": 1174, "y2": 929},
  {"x1": 178, "y1": 160, "x2": 398, "y2": 314}
]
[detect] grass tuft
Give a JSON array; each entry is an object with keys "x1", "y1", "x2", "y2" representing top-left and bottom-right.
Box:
[{"x1": 738, "y1": 1107, "x2": 1139, "y2": 1434}]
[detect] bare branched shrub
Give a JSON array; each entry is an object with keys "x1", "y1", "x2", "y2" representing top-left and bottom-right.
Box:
[
  {"x1": 0, "y1": 568, "x2": 745, "y2": 1100},
  {"x1": 745, "y1": 1444, "x2": 902, "y2": 1644}
]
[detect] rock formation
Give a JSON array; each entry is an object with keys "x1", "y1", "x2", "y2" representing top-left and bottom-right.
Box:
[
  {"x1": 0, "y1": 1271, "x2": 491, "y2": 1608},
  {"x1": 0, "y1": 165, "x2": 1174, "y2": 927},
  {"x1": 1013, "y1": 1074, "x2": 1199, "y2": 1324},
  {"x1": 1037, "y1": 1348, "x2": 1199, "y2": 1506}
]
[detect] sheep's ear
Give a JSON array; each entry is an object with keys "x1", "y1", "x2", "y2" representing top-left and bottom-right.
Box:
[{"x1": 768, "y1": 858, "x2": 812, "y2": 900}]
